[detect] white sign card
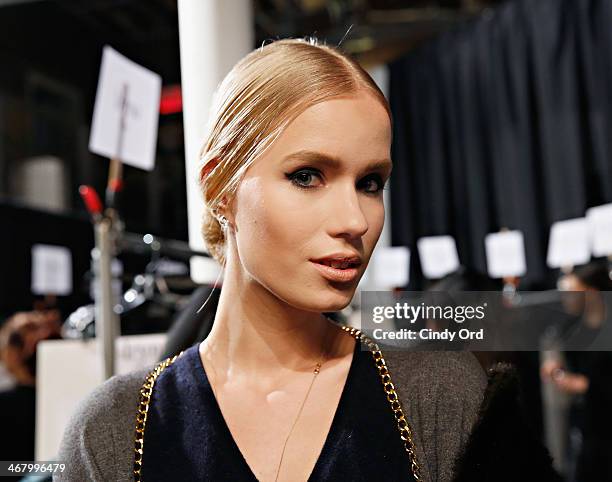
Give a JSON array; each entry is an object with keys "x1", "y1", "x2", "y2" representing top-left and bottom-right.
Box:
[
  {"x1": 546, "y1": 218, "x2": 591, "y2": 268},
  {"x1": 484, "y1": 230, "x2": 527, "y2": 278},
  {"x1": 372, "y1": 246, "x2": 410, "y2": 288},
  {"x1": 89, "y1": 46, "x2": 162, "y2": 171},
  {"x1": 417, "y1": 235, "x2": 460, "y2": 279},
  {"x1": 36, "y1": 334, "x2": 167, "y2": 461},
  {"x1": 31, "y1": 244, "x2": 72, "y2": 296},
  {"x1": 586, "y1": 203, "x2": 612, "y2": 257}
]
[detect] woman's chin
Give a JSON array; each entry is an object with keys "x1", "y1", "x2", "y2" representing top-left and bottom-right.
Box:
[{"x1": 313, "y1": 289, "x2": 355, "y2": 312}]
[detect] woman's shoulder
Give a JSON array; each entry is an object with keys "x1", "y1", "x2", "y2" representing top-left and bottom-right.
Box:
[
  {"x1": 380, "y1": 350, "x2": 487, "y2": 482},
  {"x1": 54, "y1": 365, "x2": 154, "y2": 482},
  {"x1": 383, "y1": 350, "x2": 487, "y2": 403},
  {"x1": 375, "y1": 349, "x2": 487, "y2": 434}
]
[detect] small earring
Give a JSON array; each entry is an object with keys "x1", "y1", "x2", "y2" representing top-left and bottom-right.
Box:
[{"x1": 218, "y1": 215, "x2": 229, "y2": 230}]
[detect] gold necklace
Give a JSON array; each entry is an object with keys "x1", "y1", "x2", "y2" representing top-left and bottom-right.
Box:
[
  {"x1": 272, "y1": 343, "x2": 327, "y2": 482},
  {"x1": 204, "y1": 326, "x2": 331, "y2": 482}
]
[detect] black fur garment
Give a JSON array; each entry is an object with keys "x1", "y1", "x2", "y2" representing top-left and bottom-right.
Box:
[{"x1": 452, "y1": 363, "x2": 564, "y2": 482}]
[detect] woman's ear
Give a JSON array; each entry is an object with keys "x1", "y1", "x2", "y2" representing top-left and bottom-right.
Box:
[{"x1": 217, "y1": 195, "x2": 236, "y2": 226}]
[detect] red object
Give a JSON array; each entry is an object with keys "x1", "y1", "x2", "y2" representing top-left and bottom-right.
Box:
[
  {"x1": 78, "y1": 185, "x2": 103, "y2": 215},
  {"x1": 109, "y1": 178, "x2": 124, "y2": 193},
  {"x1": 160, "y1": 85, "x2": 182, "y2": 115}
]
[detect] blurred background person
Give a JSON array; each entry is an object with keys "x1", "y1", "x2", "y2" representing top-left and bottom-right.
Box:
[
  {"x1": 541, "y1": 260, "x2": 612, "y2": 482},
  {"x1": 0, "y1": 310, "x2": 61, "y2": 464}
]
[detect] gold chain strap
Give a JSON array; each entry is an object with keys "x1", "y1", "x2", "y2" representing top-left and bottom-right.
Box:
[
  {"x1": 133, "y1": 326, "x2": 422, "y2": 481},
  {"x1": 133, "y1": 351, "x2": 183, "y2": 482},
  {"x1": 339, "y1": 325, "x2": 422, "y2": 481}
]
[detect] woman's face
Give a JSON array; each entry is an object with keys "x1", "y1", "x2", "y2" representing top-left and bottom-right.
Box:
[{"x1": 227, "y1": 92, "x2": 392, "y2": 312}]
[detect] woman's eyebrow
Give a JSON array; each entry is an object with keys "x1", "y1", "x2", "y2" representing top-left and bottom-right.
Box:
[
  {"x1": 281, "y1": 150, "x2": 342, "y2": 168},
  {"x1": 282, "y1": 150, "x2": 392, "y2": 174},
  {"x1": 364, "y1": 160, "x2": 393, "y2": 176}
]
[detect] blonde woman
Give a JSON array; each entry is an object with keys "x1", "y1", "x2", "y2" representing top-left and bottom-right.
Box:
[{"x1": 56, "y1": 38, "x2": 559, "y2": 482}]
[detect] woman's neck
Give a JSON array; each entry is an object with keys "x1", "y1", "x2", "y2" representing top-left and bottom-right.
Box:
[{"x1": 200, "y1": 268, "x2": 347, "y2": 391}]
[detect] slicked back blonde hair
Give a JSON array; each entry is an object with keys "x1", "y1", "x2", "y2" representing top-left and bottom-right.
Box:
[{"x1": 199, "y1": 37, "x2": 392, "y2": 267}]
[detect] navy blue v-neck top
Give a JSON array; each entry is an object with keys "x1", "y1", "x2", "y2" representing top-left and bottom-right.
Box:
[{"x1": 141, "y1": 339, "x2": 416, "y2": 481}]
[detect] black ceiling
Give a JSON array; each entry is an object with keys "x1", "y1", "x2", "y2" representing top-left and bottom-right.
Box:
[{"x1": 0, "y1": 0, "x2": 505, "y2": 105}]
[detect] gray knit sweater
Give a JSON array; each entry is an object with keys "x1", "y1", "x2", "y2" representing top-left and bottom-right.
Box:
[{"x1": 54, "y1": 350, "x2": 486, "y2": 482}]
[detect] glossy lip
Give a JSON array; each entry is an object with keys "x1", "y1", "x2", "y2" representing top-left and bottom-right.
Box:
[
  {"x1": 310, "y1": 253, "x2": 363, "y2": 267},
  {"x1": 310, "y1": 260, "x2": 360, "y2": 283}
]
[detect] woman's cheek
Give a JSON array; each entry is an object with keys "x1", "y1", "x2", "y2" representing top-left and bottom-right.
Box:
[{"x1": 364, "y1": 208, "x2": 385, "y2": 250}]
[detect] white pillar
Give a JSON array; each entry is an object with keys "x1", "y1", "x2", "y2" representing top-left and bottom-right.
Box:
[{"x1": 177, "y1": 0, "x2": 254, "y2": 283}]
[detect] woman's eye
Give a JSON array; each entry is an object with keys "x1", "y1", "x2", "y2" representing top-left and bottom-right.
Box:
[
  {"x1": 361, "y1": 174, "x2": 385, "y2": 194},
  {"x1": 287, "y1": 169, "x2": 322, "y2": 189},
  {"x1": 286, "y1": 170, "x2": 386, "y2": 194}
]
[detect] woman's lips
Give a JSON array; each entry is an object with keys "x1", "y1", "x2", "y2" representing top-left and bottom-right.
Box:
[{"x1": 310, "y1": 261, "x2": 359, "y2": 283}]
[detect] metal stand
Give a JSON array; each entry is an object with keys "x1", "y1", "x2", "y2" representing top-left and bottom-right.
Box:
[
  {"x1": 93, "y1": 217, "x2": 121, "y2": 380},
  {"x1": 85, "y1": 83, "x2": 128, "y2": 380}
]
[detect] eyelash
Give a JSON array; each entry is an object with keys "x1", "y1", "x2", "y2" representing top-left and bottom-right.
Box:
[{"x1": 285, "y1": 168, "x2": 388, "y2": 195}]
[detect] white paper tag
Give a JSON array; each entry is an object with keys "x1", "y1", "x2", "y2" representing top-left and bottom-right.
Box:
[
  {"x1": 485, "y1": 230, "x2": 527, "y2": 278},
  {"x1": 417, "y1": 235, "x2": 460, "y2": 279},
  {"x1": 546, "y1": 218, "x2": 591, "y2": 268},
  {"x1": 586, "y1": 203, "x2": 612, "y2": 257},
  {"x1": 36, "y1": 334, "x2": 167, "y2": 461},
  {"x1": 89, "y1": 46, "x2": 162, "y2": 171},
  {"x1": 31, "y1": 244, "x2": 72, "y2": 296},
  {"x1": 372, "y1": 246, "x2": 410, "y2": 288}
]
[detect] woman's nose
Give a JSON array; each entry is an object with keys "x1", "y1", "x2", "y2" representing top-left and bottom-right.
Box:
[{"x1": 326, "y1": 184, "x2": 369, "y2": 239}]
